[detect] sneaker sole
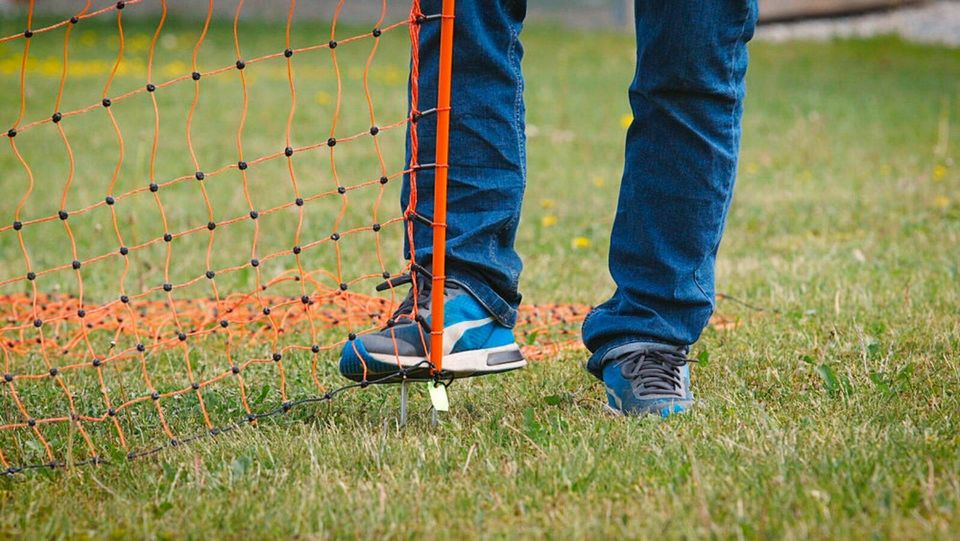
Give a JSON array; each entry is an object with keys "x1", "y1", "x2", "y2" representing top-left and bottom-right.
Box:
[
  {"x1": 604, "y1": 400, "x2": 693, "y2": 418},
  {"x1": 368, "y1": 343, "x2": 527, "y2": 380}
]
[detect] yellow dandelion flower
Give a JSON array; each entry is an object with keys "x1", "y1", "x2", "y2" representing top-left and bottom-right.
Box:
[
  {"x1": 541, "y1": 215, "x2": 558, "y2": 228},
  {"x1": 39, "y1": 58, "x2": 60, "y2": 77},
  {"x1": 619, "y1": 114, "x2": 632, "y2": 130},
  {"x1": 79, "y1": 31, "x2": 97, "y2": 48},
  {"x1": 932, "y1": 164, "x2": 947, "y2": 182},
  {"x1": 127, "y1": 35, "x2": 151, "y2": 53},
  {"x1": 162, "y1": 60, "x2": 189, "y2": 78},
  {"x1": 540, "y1": 198, "x2": 555, "y2": 209},
  {"x1": 572, "y1": 236, "x2": 591, "y2": 249},
  {"x1": 933, "y1": 195, "x2": 950, "y2": 209},
  {"x1": 372, "y1": 66, "x2": 405, "y2": 85},
  {"x1": 592, "y1": 175, "x2": 605, "y2": 188}
]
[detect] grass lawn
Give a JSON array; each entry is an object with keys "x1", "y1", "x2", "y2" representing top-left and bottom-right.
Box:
[{"x1": 2, "y1": 9, "x2": 960, "y2": 540}]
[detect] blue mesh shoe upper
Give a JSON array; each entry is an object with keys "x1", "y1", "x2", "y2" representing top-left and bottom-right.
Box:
[
  {"x1": 602, "y1": 347, "x2": 695, "y2": 418},
  {"x1": 338, "y1": 271, "x2": 517, "y2": 382}
]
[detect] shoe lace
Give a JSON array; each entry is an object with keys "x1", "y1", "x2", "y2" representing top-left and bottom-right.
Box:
[
  {"x1": 375, "y1": 263, "x2": 432, "y2": 329},
  {"x1": 619, "y1": 349, "x2": 694, "y2": 397}
]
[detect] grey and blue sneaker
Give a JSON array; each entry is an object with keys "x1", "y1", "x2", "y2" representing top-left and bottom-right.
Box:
[
  {"x1": 339, "y1": 271, "x2": 526, "y2": 383},
  {"x1": 601, "y1": 345, "x2": 695, "y2": 417}
]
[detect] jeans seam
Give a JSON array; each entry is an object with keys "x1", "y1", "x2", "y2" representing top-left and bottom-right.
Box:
[
  {"x1": 691, "y1": 2, "x2": 753, "y2": 306},
  {"x1": 508, "y1": 22, "x2": 526, "y2": 291},
  {"x1": 511, "y1": 26, "x2": 525, "y2": 182}
]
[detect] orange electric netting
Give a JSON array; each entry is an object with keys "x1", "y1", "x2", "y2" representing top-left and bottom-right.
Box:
[{"x1": 0, "y1": 0, "x2": 585, "y2": 474}]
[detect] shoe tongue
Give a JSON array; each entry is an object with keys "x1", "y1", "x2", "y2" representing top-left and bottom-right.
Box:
[{"x1": 387, "y1": 275, "x2": 461, "y2": 321}]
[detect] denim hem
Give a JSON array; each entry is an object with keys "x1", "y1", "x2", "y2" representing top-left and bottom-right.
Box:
[
  {"x1": 445, "y1": 271, "x2": 519, "y2": 328},
  {"x1": 585, "y1": 336, "x2": 688, "y2": 380}
]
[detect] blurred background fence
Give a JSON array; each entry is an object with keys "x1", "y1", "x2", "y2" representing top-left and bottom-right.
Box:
[{"x1": 0, "y1": 0, "x2": 939, "y2": 29}]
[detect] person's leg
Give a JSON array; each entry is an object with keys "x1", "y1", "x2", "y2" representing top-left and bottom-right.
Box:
[
  {"x1": 402, "y1": 0, "x2": 528, "y2": 327},
  {"x1": 583, "y1": 2, "x2": 758, "y2": 386},
  {"x1": 339, "y1": 1, "x2": 529, "y2": 381}
]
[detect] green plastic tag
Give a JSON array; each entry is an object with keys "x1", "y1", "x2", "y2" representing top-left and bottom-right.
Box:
[{"x1": 427, "y1": 382, "x2": 449, "y2": 412}]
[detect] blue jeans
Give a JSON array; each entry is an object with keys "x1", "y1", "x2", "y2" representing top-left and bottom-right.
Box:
[{"x1": 405, "y1": 0, "x2": 758, "y2": 379}]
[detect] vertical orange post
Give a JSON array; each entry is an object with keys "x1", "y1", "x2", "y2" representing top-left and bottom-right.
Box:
[{"x1": 430, "y1": 0, "x2": 455, "y2": 374}]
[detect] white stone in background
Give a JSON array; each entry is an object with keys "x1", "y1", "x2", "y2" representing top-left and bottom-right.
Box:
[{"x1": 757, "y1": 2, "x2": 960, "y2": 47}]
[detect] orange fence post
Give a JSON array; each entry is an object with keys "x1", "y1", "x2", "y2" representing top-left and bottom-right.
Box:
[{"x1": 429, "y1": 0, "x2": 455, "y2": 374}]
